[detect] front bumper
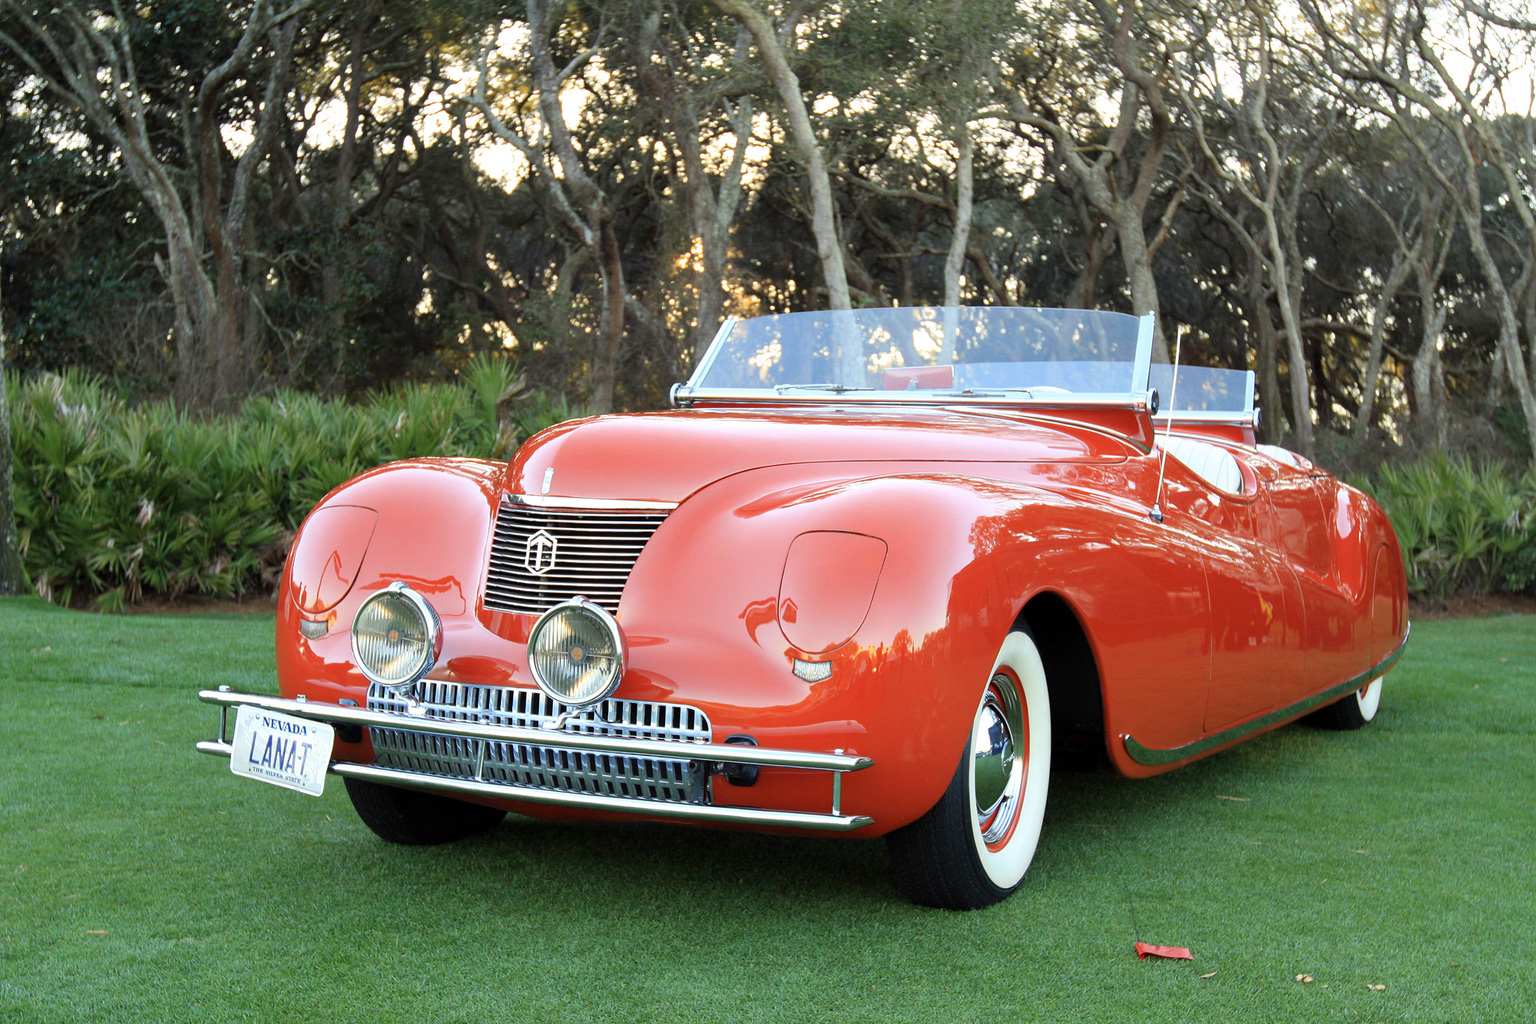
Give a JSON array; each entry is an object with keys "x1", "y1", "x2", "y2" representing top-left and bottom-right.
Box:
[{"x1": 196, "y1": 688, "x2": 875, "y2": 832}]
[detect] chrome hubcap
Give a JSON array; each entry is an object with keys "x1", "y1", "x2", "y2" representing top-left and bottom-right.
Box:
[{"x1": 973, "y1": 676, "x2": 1026, "y2": 845}]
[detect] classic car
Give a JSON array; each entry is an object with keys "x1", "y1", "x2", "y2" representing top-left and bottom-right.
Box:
[{"x1": 197, "y1": 305, "x2": 1409, "y2": 910}]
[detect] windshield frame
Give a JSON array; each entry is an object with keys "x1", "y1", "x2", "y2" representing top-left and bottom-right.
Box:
[{"x1": 674, "y1": 308, "x2": 1159, "y2": 410}]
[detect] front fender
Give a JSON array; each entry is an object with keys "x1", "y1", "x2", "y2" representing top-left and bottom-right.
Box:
[
  {"x1": 617, "y1": 464, "x2": 1045, "y2": 833},
  {"x1": 275, "y1": 458, "x2": 507, "y2": 707}
]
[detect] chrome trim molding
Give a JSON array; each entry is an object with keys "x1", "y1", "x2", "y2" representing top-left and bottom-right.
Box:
[
  {"x1": 1131, "y1": 313, "x2": 1154, "y2": 396},
  {"x1": 683, "y1": 316, "x2": 737, "y2": 391},
  {"x1": 1152, "y1": 410, "x2": 1259, "y2": 427},
  {"x1": 675, "y1": 390, "x2": 1159, "y2": 410},
  {"x1": 194, "y1": 746, "x2": 869, "y2": 831},
  {"x1": 505, "y1": 494, "x2": 679, "y2": 511},
  {"x1": 1123, "y1": 629, "x2": 1411, "y2": 766}
]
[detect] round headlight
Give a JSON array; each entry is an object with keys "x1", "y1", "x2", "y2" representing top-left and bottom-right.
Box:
[
  {"x1": 527, "y1": 598, "x2": 625, "y2": 706},
  {"x1": 350, "y1": 583, "x2": 442, "y2": 691}
]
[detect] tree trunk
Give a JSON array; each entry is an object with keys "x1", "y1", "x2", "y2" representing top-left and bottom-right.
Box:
[
  {"x1": 0, "y1": 262, "x2": 26, "y2": 594},
  {"x1": 1066, "y1": 221, "x2": 1115, "y2": 310},
  {"x1": 590, "y1": 220, "x2": 628, "y2": 413},
  {"x1": 1352, "y1": 250, "x2": 1412, "y2": 440},
  {"x1": 1249, "y1": 267, "x2": 1285, "y2": 443},
  {"x1": 1412, "y1": 303, "x2": 1447, "y2": 447},
  {"x1": 943, "y1": 125, "x2": 974, "y2": 307},
  {"x1": 712, "y1": 0, "x2": 851, "y2": 315},
  {"x1": 1463, "y1": 207, "x2": 1536, "y2": 453}
]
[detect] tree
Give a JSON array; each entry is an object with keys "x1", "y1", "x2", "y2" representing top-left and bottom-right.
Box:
[
  {"x1": 0, "y1": 0, "x2": 315, "y2": 410},
  {"x1": 711, "y1": 0, "x2": 852, "y2": 315},
  {"x1": 631, "y1": 2, "x2": 755, "y2": 364},
  {"x1": 1302, "y1": 0, "x2": 1536, "y2": 455},
  {"x1": 0, "y1": 233, "x2": 24, "y2": 594},
  {"x1": 1181, "y1": 7, "x2": 1332, "y2": 454},
  {"x1": 990, "y1": 0, "x2": 1185, "y2": 350},
  {"x1": 473, "y1": 1, "x2": 645, "y2": 413}
]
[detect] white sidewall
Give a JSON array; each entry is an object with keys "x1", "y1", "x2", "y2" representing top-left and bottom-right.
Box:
[
  {"x1": 967, "y1": 631, "x2": 1052, "y2": 890},
  {"x1": 1356, "y1": 676, "x2": 1383, "y2": 722}
]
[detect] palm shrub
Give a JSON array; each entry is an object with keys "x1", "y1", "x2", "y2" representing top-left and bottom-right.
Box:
[
  {"x1": 10, "y1": 361, "x2": 587, "y2": 610},
  {"x1": 1360, "y1": 455, "x2": 1536, "y2": 599}
]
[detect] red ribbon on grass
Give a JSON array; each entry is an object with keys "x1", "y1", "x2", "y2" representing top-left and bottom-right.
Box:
[{"x1": 1135, "y1": 943, "x2": 1193, "y2": 961}]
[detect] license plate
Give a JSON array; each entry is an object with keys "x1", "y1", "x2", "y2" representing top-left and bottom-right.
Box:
[{"x1": 229, "y1": 706, "x2": 334, "y2": 796}]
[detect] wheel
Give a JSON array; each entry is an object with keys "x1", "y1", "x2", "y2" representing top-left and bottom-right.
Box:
[
  {"x1": 344, "y1": 777, "x2": 507, "y2": 845},
  {"x1": 886, "y1": 626, "x2": 1052, "y2": 910},
  {"x1": 1304, "y1": 676, "x2": 1383, "y2": 731}
]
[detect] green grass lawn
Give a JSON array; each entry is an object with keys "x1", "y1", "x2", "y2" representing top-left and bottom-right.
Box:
[{"x1": 1, "y1": 597, "x2": 1531, "y2": 1023}]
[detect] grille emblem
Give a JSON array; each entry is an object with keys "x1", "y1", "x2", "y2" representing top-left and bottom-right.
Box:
[{"x1": 524, "y1": 529, "x2": 558, "y2": 575}]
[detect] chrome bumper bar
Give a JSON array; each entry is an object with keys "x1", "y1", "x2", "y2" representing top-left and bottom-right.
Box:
[{"x1": 197, "y1": 688, "x2": 875, "y2": 832}]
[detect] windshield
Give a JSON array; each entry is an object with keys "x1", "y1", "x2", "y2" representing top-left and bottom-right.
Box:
[
  {"x1": 690, "y1": 307, "x2": 1151, "y2": 399},
  {"x1": 1148, "y1": 365, "x2": 1255, "y2": 416}
]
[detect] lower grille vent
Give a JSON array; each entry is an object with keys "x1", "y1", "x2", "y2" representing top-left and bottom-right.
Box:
[{"x1": 367, "y1": 681, "x2": 711, "y2": 804}]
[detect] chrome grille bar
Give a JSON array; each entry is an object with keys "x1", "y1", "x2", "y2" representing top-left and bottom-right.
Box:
[
  {"x1": 483, "y1": 502, "x2": 670, "y2": 615},
  {"x1": 367, "y1": 681, "x2": 709, "y2": 804}
]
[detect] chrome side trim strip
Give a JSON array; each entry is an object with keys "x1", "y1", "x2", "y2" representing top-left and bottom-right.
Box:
[
  {"x1": 197, "y1": 690, "x2": 873, "y2": 772},
  {"x1": 505, "y1": 494, "x2": 679, "y2": 511},
  {"x1": 1122, "y1": 628, "x2": 1411, "y2": 767},
  {"x1": 193, "y1": 745, "x2": 871, "y2": 831}
]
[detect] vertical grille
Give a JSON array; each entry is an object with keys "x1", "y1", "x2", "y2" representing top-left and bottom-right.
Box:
[
  {"x1": 367, "y1": 681, "x2": 711, "y2": 804},
  {"x1": 483, "y1": 502, "x2": 669, "y2": 615}
]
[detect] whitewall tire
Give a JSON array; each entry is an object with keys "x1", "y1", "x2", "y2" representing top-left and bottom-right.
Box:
[
  {"x1": 887, "y1": 626, "x2": 1052, "y2": 909},
  {"x1": 1305, "y1": 676, "x2": 1383, "y2": 731}
]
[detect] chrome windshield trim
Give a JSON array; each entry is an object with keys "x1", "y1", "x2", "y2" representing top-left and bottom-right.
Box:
[
  {"x1": 1132, "y1": 313, "x2": 1155, "y2": 393},
  {"x1": 197, "y1": 689, "x2": 873, "y2": 772},
  {"x1": 505, "y1": 494, "x2": 679, "y2": 511},
  {"x1": 1123, "y1": 629, "x2": 1410, "y2": 766},
  {"x1": 1151, "y1": 410, "x2": 1259, "y2": 427},
  {"x1": 675, "y1": 389, "x2": 1156, "y2": 410},
  {"x1": 685, "y1": 316, "x2": 737, "y2": 390}
]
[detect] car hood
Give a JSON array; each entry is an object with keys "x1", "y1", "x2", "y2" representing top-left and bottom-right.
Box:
[{"x1": 505, "y1": 407, "x2": 1132, "y2": 505}]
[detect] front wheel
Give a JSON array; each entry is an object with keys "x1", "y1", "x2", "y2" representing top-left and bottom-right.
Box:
[
  {"x1": 886, "y1": 627, "x2": 1052, "y2": 910},
  {"x1": 344, "y1": 777, "x2": 508, "y2": 845},
  {"x1": 1304, "y1": 676, "x2": 1383, "y2": 731}
]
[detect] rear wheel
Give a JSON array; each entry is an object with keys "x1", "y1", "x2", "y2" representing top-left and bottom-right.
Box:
[
  {"x1": 344, "y1": 777, "x2": 507, "y2": 845},
  {"x1": 1304, "y1": 676, "x2": 1383, "y2": 731},
  {"x1": 886, "y1": 627, "x2": 1052, "y2": 910}
]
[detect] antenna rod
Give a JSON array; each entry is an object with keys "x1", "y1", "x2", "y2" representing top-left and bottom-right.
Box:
[{"x1": 1150, "y1": 325, "x2": 1184, "y2": 524}]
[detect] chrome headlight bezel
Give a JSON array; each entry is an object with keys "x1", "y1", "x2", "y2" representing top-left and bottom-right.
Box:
[
  {"x1": 527, "y1": 598, "x2": 626, "y2": 707},
  {"x1": 349, "y1": 582, "x2": 442, "y2": 692}
]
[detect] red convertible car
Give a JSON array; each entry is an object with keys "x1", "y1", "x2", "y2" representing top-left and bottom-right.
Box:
[{"x1": 198, "y1": 306, "x2": 1408, "y2": 909}]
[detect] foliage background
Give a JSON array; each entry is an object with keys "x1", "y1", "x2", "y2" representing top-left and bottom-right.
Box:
[
  {"x1": 8, "y1": 362, "x2": 586, "y2": 609},
  {"x1": 6, "y1": 0, "x2": 1536, "y2": 606}
]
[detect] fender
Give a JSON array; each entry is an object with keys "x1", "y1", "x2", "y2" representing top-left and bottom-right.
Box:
[{"x1": 276, "y1": 458, "x2": 507, "y2": 711}]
